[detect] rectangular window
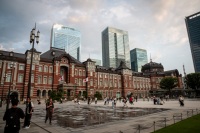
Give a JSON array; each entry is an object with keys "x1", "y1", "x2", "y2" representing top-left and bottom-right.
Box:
[
  {"x1": 19, "y1": 64, "x2": 24, "y2": 70},
  {"x1": 43, "y1": 77, "x2": 47, "y2": 84},
  {"x1": 6, "y1": 74, "x2": 11, "y2": 82},
  {"x1": 79, "y1": 70, "x2": 82, "y2": 76},
  {"x1": 32, "y1": 64, "x2": 35, "y2": 70},
  {"x1": 38, "y1": 76, "x2": 42, "y2": 84},
  {"x1": 48, "y1": 77, "x2": 52, "y2": 84},
  {"x1": 75, "y1": 69, "x2": 77, "y2": 76},
  {"x1": 18, "y1": 74, "x2": 23, "y2": 83},
  {"x1": 75, "y1": 78, "x2": 77, "y2": 84},
  {"x1": 39, "y1": 66, "x2": 42, "y2": 72},
  {"x1": 90, "y1": 79, "x2": 93, "y2": 86},
  {"x1": 79, "y1": 79, "x2": 82, "y2": 86},
  {"x1": 90, "y1": 72, "x2": 93, "y2": 76},
  {"x1": 44, "y1": 66, "x2": 48, "y2": 72},
  {"x1": 31, "y1": 74, "x2": 34, "y2": 83},
  {"x1": 83, "y1": 70, "x2": 85, "y2": 76},
  {"x1": 49, "y1": 66, "x2": 53, "y2": 73}
]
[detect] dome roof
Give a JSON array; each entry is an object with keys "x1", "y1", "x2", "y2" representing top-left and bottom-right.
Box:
[{"x1": 141, "y1": 60, "x2": 164, "y2": 72}]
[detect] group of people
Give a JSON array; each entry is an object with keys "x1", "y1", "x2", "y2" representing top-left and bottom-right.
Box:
[{"x1": 3, "y1": 97, "x2": 54, "y2": 133}]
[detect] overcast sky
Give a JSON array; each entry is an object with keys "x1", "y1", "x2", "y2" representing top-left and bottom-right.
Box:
[{"x1": 0, "y1": 0, "x2": 199, "y2": 75}]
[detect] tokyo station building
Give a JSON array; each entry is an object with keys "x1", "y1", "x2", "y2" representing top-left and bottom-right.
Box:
[{"x1": 0, "y1": 47, "x2": 183, "y2": 101}]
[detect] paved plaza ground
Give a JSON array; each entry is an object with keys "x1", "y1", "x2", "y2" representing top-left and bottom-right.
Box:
[{"x1": 0, "y1": 98, "x2": 200, "y2": 133}]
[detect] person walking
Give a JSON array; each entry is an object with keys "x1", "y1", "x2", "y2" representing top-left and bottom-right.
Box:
[
  {"x1": 95, "y1": 97, "x2": 97, "y2": 104},
  {"x1": 3, "y1": 99, "x2": 25, "y2": 133},
  {"x1": 45, "y1": 98, "x2": 54, "y2": 124},
  {"x1": 23, "y1": 97, "x2": 34, "y2": 129}
]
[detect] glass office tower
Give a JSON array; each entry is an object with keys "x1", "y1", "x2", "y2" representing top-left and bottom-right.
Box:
[
  {"x1": 130, "y1": 48, "x2": 148, "y2": 72},
  {"x1": 102, "y1": 27, "x2": 130, "y2": 68},
  {"x1": 185, "y1": 12, "x2": 200, "y2": 72},
  {"x1": 51, "y1": 24, "x2": 81, "y2": 61}
]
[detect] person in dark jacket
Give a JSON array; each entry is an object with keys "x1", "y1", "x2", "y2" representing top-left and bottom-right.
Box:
[
  {"x1": 3, "y1": 99, "x2": 25, "y2": 133},
  {"x1": 23, "y1": 97, "x2": 34, "y2": 129},
  {"x1": 45, "y1": 98, "x2": 54, "y2": 124}
]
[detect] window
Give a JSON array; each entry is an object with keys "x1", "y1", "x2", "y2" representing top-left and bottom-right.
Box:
[
  {"x1": 83, "y1": 70, "x2": 85, "y2": 76},
  {"x1": 49, "y1": 67, "x2": 53, "y2": 73},
  {"x1": 90, "y1": 72, "x2": 93, "y2": 76},
  {"x1": 31, "y1": 74, "x2": 34, "y2": 83},
  {"x1": 43, "y1": 77, "x2": 47, "y2": 84},
  {"x1": 79, "y1": 70, "x2": 82, "y2": 76},
  {"x1": 6, "y1": 74, "x2": 11, "y2": 82},
  {"x1": 79, "y1": 79, "x2": 82, "y2": 86},
  {"x1": 18, "y1": 74, "x2": 23, "y2": 83},
  {"x1": 75, "y1": 69, "x2": 77, "y2": 76},
  {"x1": 38, "y1": 76, "x2": 42, "y2": 84},
  {"x1": 39, "y1": 66, "x2": 42, "y2": 72},
  {"x1": 19, "y1": 64, "x2": 24, "y2": 70},
  {"x1": 32, "y1": 64, "x2": 35, "y2": 70},
  {"x1": 75, "y1": 78, "x2": 77, "y2": 84},
  {"x1": 90, "y1": 79, "x2": 93, "y2": 86},
  {"x1": 44, "y1": 66, "x2": 48, "y2": 72},
  {"x1": 48, "y1": 77, "x2": 52, "y2": 84}
]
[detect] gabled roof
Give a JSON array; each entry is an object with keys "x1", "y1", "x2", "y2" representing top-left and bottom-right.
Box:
[
  {"x1": 0, "y1": 50, "x2": 26, "y2": 62},
  {"x1": 40, "y1": 47, "x2": 83, "y2": 65}
]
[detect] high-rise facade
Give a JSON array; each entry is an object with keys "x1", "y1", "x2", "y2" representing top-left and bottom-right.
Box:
[
  {"x1": 185, "y1": 12, "x2": 200, "y2": 72},
  {"x1": 51, "y1": 24, "x2": 81, "y2": 61},
  {"x1": 102, "y1": 27, "x2": 130, "y2": 68},
  {"x1": 130, "y1": 48, "x2": 148, "y2": 72},
  {"x1": 91, "y1": 59, "x2": 102, "y2": 66}
]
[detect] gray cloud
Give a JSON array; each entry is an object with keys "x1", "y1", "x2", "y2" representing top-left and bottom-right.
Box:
[{"x1": 0, "y1": 0, "x2": 199, "y2": 74}]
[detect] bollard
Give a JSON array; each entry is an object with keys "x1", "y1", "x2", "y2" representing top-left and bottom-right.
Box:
[
  {"x1": 164, "y1": 118, "x2": 166, "y2": 127},
  {"x1": 154, "y1": 121, "x2": 155, "y2": 132}
]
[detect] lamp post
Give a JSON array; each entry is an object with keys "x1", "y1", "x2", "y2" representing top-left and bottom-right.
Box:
[
  {"x1": 27, "y1": 24, "x2": 40, "y2": 98},
  {"x1": 6, "y1": 62, "x2": 15, "y2": 110},
  {"x1": 0, "y1": 74, "x2": 7, "y2": 107}
]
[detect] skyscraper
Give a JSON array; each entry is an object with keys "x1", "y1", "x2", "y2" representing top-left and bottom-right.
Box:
[
  {"x1": 185, "y1": 11, "x2": 200, "y2": 72},
  {"x1": 130, "y1": 48, "x2": 148, "y2": 72},
  {"x1": 102, "y1": 27, "x2": 130, "y2": 68},
  {"x1": 51, "y1": 24, "x2": 81, "y2": 61}
]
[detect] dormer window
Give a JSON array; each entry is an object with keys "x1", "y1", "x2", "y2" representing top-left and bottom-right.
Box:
[
  {"x1": 52, "y1": 51, "x2": 55, "y2": 56},
  {"x1": 9, "y1": 51, "x2": 14, "y2": 56}
]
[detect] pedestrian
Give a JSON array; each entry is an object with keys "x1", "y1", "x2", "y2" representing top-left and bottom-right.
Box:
[
  {"x1": 95, "y1": 97, "x2": 97, "y2": 104},
  {"x1": 23, "y1": 97, "x2": 34, "y2": 129},
  {"x1": 129, "y1": 96, "x2": 133, "y2": 105},
  {"x1": 45, "y1": 98, "x2": 54, "y2": 124},
  {"x1": 179, "y1": 95, "x2": 184, "y2": 106},
  {"x1": 104, "y1": 97, "x2": 107, "y2": 105},
  {"x1": 123, "y1": 98, "x2": 128, "y2": 107},
  {"x1": 87, "y1": 97, "x2": 90, "y2": 105},
  {"x1": 3, "y1": 99, "x2": 25, "y2": 133},
  {"x1": 135, "y1": 96, "x2": 138, "y2": 102}
]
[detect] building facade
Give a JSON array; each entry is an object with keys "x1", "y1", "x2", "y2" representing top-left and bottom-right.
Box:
[
  {"x1": 102, "y1": 27, "x2": 130, "y2": 69},
  {"x1": 130, "y1": 48, "x2": 148, "y2": 72},
  {"x1": 51, "y1": 24, "x2": 81, "y2": 61},
  {"x1": 0, "y1": 48, "x2": 182, "y2": 101},
  {"x1": 185, "y1": 11, "x2": 200, "y2": 72}
]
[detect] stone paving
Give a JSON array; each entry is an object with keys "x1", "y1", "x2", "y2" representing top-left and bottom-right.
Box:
[{"x1": 0, "y1": 99, "x2": 200, "y2": 133}]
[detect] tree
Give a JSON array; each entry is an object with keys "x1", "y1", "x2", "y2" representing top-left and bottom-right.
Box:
[
  {"x1": 94, "y1": 91, "x2": 102, "y2": 100},
  {"x1": 186, "y1": 73, "x2": 200, "y2": 96},
  {"x1": 160, "y1": 77, "x2": 178, "y2": 97}
]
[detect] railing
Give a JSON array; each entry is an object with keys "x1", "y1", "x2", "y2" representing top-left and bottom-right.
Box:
[{"x1": 119, "y1": 108, "x2": 200, "y2": 133}]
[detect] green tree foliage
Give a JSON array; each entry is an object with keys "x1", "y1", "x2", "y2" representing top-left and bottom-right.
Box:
[
  {"x1": 186, "y1": 73, "x2": 200, "y2": 93},
  {"x1": 94, "y1": 91, "x2": 102, "y2": 100},
  {"x1": 49, "y1": 89, "x2": 65, "y2": 101},
  {"x1": 160, "y1": 77, "x2": 178, "y2": 95}
]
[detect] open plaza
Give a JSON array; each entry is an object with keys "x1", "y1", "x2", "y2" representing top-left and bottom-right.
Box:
[{"x1": 0, "y1": 98, "x2": 200, "y2": 133}]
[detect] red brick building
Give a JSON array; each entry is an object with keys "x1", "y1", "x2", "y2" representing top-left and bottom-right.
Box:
[{"x1": 0, "y1": 47, "x2": 183, "y2": 101}]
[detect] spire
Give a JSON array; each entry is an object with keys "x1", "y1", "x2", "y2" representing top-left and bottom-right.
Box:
[{"x1": 150, "y1": 53, "x2": 152, "y2": 62}]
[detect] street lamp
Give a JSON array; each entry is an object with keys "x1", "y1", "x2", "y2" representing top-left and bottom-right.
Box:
[
  {"x1": 6, "y1": 62, "x2": 15, "y2": 110},
  {"x1": 27, "y1": 24, "x2": 40, "y2": 98},
  {"x1": 0, "y1": 73, "x2": 7, "y2": 107}
]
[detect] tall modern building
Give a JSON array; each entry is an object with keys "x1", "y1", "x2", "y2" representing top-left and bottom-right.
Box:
[
  {"x1": 91, "y1": 59, "x2": 102, "y2": 66},
  {"x1": 51, "y1": 24, "x2": 81, "y2": 61},
  {"x1": 130, "y1": 48, "x2": 148, "y2": 72},
  {"x1": 185, "y1": 11, "x2": 200, "y2": 72},
  {"x1": 102, "y1": 27, "x2": 130, "y2": 68}
]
